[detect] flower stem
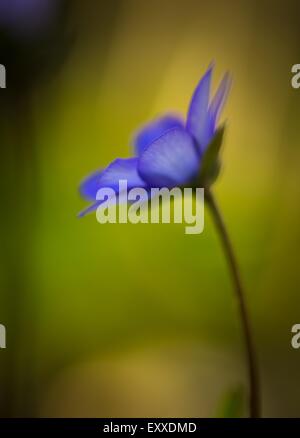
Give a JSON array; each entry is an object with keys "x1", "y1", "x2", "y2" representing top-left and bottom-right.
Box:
[{"x1": 205, "y1": 188, "x2": 261, "y2": 418}]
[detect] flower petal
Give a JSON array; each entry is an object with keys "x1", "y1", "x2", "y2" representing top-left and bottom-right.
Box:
[
  {"x1": 138, "y1": 128, "x2": 199, "y2": 187},
  {"x1": 209, "y1": 72, "x2": 231, "y2": 129},
  {"x1": 79, "y1": 157, "x2": 147, "y2": 212},
  {"x1": 133, "y1": 114, "x2": 184, "y2": 156},
  {"x1": 79, "y1": 168, "x2": 103, "y2": 201},
  {"x1": 80, "y1": 158, "x2": 147, "y2": 201},
  {"x1": 78, "y1": 200, "x2": 102, "y2": 218},
  {"x1": 98, "y1": 157, "x2": 147, "y2": 190},
  {"x1": 186, "y1": 65, "x2": 214, "y2": 152}
]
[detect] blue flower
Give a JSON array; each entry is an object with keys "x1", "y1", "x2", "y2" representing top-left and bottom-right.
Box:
[{"x1": 79, "y1": 65, "x2": 231, "y2": 216}]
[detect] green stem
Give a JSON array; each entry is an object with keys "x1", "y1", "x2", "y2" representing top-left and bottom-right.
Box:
[{"x1": 205, "y1": 188, "x2": 261, "y2": 418}]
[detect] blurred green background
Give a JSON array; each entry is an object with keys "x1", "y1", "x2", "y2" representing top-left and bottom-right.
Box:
[{"x1": 0, "y1": 0, "x2": 300, "y2": 418}]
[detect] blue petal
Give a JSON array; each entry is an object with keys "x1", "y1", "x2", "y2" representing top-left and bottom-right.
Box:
[
  {"x1": 138, "y1": 128, "x2": 200, "y2": 188},
  {"x1": 133, "y1": 114, "x2": 184, "y2": 156},
  {"x1": 80, "y1": 168, "x2": 103, "y2": 201},
  {"x1": 209, "y1": 72, "x2": 231, "y2": 129},
  {"x1": 186, "y1": 65, "x2": 214, "y2": 152},
  {"x1": 97, "y1": 157, "x2": 147, "y2": 190},
  {"x1": 80, "y1": 157, "x2": 147, "y2": 201},
  {"x1": 79, "y1": 157, "x2": 147, "y2": 216},
  {"x1": 78, "y1": 200, "x2": 102, "y2": 218}
]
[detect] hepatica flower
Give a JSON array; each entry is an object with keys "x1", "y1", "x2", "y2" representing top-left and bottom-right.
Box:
[
  {"x1": 79, "y1": 64, "x2": 262, "y2": 418},
  {"x1": 79, "y1": 65, "x2": 230, "y2": 216}
]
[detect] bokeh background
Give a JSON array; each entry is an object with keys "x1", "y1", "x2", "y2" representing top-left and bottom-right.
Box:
[{"x1": 0, "y1": 0, "x2": 300, "y2": 418}]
